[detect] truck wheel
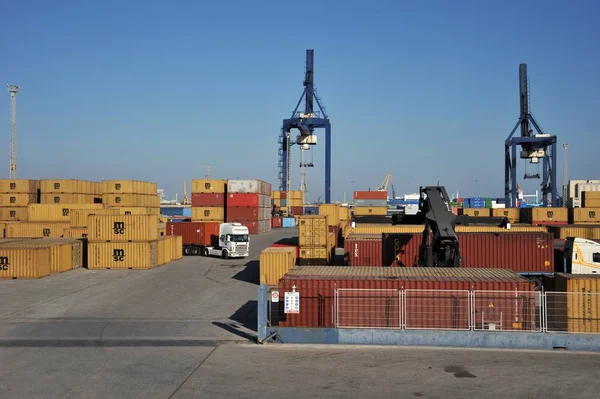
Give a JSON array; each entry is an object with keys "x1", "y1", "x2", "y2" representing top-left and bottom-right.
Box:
[
  {"x1": 222, "y1": 250, "x2": 228, "y2": 260},
  {"x1": 184, "y1": 247, "x2": 192, "y2": 256},
  {"x1": 203, "y1": 248, "x2": 209, "y2": 257}
]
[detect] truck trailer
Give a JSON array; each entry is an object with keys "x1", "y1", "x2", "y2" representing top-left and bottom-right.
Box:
[{"x1": 166, "y1": 222, "x2": 250, "y2": 259}]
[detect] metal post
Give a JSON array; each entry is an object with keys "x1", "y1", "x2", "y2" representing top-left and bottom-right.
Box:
[{"x1": 257, "y1": 285, "x2": 269, "y2": 341}]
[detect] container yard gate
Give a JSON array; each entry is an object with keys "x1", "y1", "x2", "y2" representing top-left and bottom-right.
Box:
[{"x1": 257, "y1": 286, "x2": 600, "y2": 352}]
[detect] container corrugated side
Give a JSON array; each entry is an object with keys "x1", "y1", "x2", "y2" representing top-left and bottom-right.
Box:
[
  {"x1": 353, "y1": 224, "x2": 423, "y2": 235},
  {"x1": 0, "y1": 179, "x2": 40, "y2": 193},
  {"x1": 297, "y1": 246, "x2": 328, "y2": 266},
  {"x1": 28, "y1": 203, "x2": 105, "y2": 222},
  {"x1": 158, "y1": 223, "x2": 166, "y2": 237},
  {"x1": 0, "y1": 239, "x2": 75, "y2": 273},
  {"x1": 102, "y1": 193, "x2": 160, "y2": 208},
  {"x1": 165, "y1": 222, "x2": 220, "y2": 246},
  {"x1": 88, "y1": 215, "x2": 159, "y2": 242},
  {"x1": 548, "y1": 225, "x2": 600, "y2": 240},
  {"x1": 278, "y1": 267, "x2": 534, "y2": 328},
  {"x1": 274, "y1": 190, "x2": 303, "y2": 200},
  {"x1": 171, "y1": 235, "x2": 183, "y2": 260},
  {"x1": 259, "y1": 247, "x2": 296, "y2": 286},
  {"x1": 191, "y1": 179, "x2": 227, "y2": 194},
  {"x1": 582, "y1": 191, "x2": 600, "y2": 201},
  {"x1": 192, "y1": 193, "x2": 226, "y2": 207},
  {"x1": 583, "y1": 199, "x2": 600, "y2": 207},
  {"x1": 4, "y1": 222, "x2": 70, "y2": 238},
  {"x1": 353, "y1": 191, "x2": 387, "y2": 200},
  {"x1": 344, "y1": 234, "x2": 382, "y2": 266},
  {"x1": 318, "y1": 204, "x2": 340, "y2": 227},
  {"x1": 227, "y1": 179, "x2": 269, "y2": 194},
  {"x1": 340, "y1": 207, "x2": 351, "y2": 222},
  {"x1": 63, "y1": 227, "x2": 89, "y2": 238},
  {"x1": 520, "y1": 207, "x2": 568, "y2": 224},
  {"x1": 40, "y1": 194, "x2": 101, "y2": 204},
  {"x1": 459, "y1": 208, "x2": 491, "y2": 217},
  {"x1": 70, "y1": 208, "x2": 120, "y2": 227},
  {"x1": 157, "y1": 236, "x2": 172, "y2": 265},
  {"x1": 550, "y1": 274, "x2": 600, "y2": 333},
  {"x1": 492, "y1": 208, "x2": 520, "y2": 223},
  {"x1": 0, "y1": 207, "x2": 28, "y2": 221},
  {"x1": 0, "y1": 246, "x2": 52, "y2": 279},
  {"x1": 0, "y1": 223, "x2": 4, "y2": 238},
  {"x1": 298, "y1": 215, "x2": 328, "y2": 247},
  {"x1": 455, "y1": 225, "x2": 547, "y2": 233},
  {"x1": 112, "y1": 207, "x2": 154, "y2": 215},
  {"x1": 88, "y1": 241, "x2": 158, "y2": 269},
  {"x1": 353, "y1": 206, "x2": 388, "y2": 216},
  {"x1": 0, "y1": 193, "x2": 38, "y2": 206},
  {"x1": 102, "y1": 180, "x2": 158, "y2": 195},
  {"x1": 569, "y1": 208, "x2": 600, "y2": 224},
  {"x1": 192, "y1": 207, "x2": 225, "y2": 222}
]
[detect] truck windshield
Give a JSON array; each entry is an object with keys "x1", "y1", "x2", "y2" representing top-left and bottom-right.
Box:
[{"x1": 230, "y1": 234, "x2": 248, "y2": 242}]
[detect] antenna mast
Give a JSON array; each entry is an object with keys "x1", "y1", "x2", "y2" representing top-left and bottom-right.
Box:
[
  {"x1": 7, "y1": 84, "x2": 19, "y2": 179},
  {"x1": 563, "y1": 143, "x2": 568, "y2": 207}
]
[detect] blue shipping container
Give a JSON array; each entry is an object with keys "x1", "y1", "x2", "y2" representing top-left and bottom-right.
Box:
[
  {"x1": 282, "y1": 217, "x2": 296, "y2": 228},
  {"x1": 182, "y1": 207, "x2": 192, "y2": 217}
]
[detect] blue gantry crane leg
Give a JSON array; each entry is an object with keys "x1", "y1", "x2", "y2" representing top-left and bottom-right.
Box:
[
  {"x1": 504, "y1": 63, "x2": 560, "y2": 207},
  {"x1": 278, "y1": 49, "x2": 332, "y2": 203}
]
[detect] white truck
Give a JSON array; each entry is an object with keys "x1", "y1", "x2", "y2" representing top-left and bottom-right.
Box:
[
  {"x1": 202, "y1": 222, "x2": 250, "y2": 259},
  {"x1": 563, "y1": 237, "x2": 600, "y2": 274}
]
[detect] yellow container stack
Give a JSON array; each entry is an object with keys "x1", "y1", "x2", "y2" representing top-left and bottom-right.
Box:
[
  {"x1": 102, "y1": 180, "x2": 160, "y2": 214},
  {"x1": 459, "y1": 208, "x2": 491, "y2": 217},
  {"x1": 297, "y1": 215, "x2": 330, "y2": 265},
  {"x1": 191, "y1": 179, "x2": 227, "y2": 222},
  {"x1": 0, "y1": 179, "x2": 39, "y2": 222},
  {"x1": 40, "y1": 179, "x2": 102, "y2": 204}
]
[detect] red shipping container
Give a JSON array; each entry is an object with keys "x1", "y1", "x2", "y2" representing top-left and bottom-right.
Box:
[
  {"x1": 227, "y1": 206, "x2": 260, "y2": 221},
  {"x1": 271, "y1": 217, "x2": 282, "y2": 228},
  {"x1": 382, "y1": 233, "x2": 422, "y2": 267},
  {"x1": 227, "y1": 193, "x2": 260, "y2": 207},
  {"x1": 166, "y1": 222, "x2": 220, "y2": 245},
  {"x1": 354, "y1": 191, "x2": 387, "y2": 200},
  {"x1": 344, "y1": 234, "x2": 382, "y2": 266},
  {"x1": 290, "y1": 206, "x2": 304, "y2": 215},
  {"x1": 278, "y1": 267, "x2": 534, "y2": 328},
  {"x1": 191, "y1": 193, "x2": 226, "y2": 207},
  {"x1": 228, "y1": 219, "x2": 271, "y2": 235}
]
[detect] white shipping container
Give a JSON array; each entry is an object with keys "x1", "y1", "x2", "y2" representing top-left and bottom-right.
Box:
[
  {"x1": 568, "y1": 180, "x2": 600, "y2": 200},
  {"x1": 492, "y1": 203, "x2": 506, "y2": 209},
  {"x1": 576, "y1": 183, "x2": 600, "y2": 198},
  {"x1": 227, "y1": 180, "x2": 262, "y2": 194}
]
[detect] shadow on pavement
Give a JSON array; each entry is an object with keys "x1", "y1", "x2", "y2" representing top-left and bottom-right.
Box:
[
  {"x1": 213, "y1": 300, "x2": 258, "y2": 342},
  {"x1": 231, "y1": 260, "x2": 259, "y2": 285}
]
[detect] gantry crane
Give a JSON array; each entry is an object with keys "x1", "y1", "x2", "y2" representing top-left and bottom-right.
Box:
[
  {"x1": 505, "y1": 64, "x2": 559, "y2": 207},
  {"x1": 183, "y1": 181, "x2": 190, "y2": 205},
  {"x1": 376, "y1": 173, "x2": 396, "y2": 199},
  {"x1": 279, "y1": 49, "x2": 332, "y2": 206}
]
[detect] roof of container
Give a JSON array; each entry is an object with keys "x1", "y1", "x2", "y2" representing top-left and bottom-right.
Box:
[
  {"x1": 555, "y1": 273, "x2": 600, "y2": 280},
  {"x1": 282, "y1": 266, "x2": 529, "y2": 282}
]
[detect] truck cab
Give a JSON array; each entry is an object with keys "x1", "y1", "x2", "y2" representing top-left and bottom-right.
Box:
[
  {"x1": 218, "y1": 223, "x2": 250, "y2": 259},
  {"x1": 564, "y1": 237, "x2": 600, "y2": 274}
]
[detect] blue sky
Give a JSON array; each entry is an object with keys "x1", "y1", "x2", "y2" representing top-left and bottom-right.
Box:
[{"x1": 1, "y1": 0, "x2": 598, "y2": 202}]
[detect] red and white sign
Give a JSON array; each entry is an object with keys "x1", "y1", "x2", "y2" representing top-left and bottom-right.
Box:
[{"x1": 271, "y1": 291, "x2": 279, "y2": 303}]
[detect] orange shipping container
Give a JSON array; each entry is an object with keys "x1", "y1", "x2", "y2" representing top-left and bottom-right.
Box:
[
  {"x1": 171, "y1": 235, "x2": 183, "y2": 260},
  {"x1": 40, "y1": 179, "x2": 101, "y2": 194},
  {"x1": 259, "y1": 246, "x2": 297, "y2": 286},
  {"x1": 0, "y1": 246, "x2": 52, "y2": 279},
  {"x1": 0, "y1": 179, "x2": 40, "y2": 193},
  {"x1": 88, "y1": 214, "x2": 159, "y2": 242},
  {"x1": 319, "y1": 204, "x2": 341, "y2": 227},
  {"x1": 4, "y1": 222, "x2": 70, "y2": 238},
  {"x1": 0, "y1": 207, "x2": 28, "y2": 221},
  {"x1": 298, "y1": 215, "x2": 328, "y2": 247},
  {"x1": 353, "y1": 206, "x2": 387, "y2": 216},
  {"x1": 157, "y1": 236, "x2": 173, "y2": 265},
  {"x1": 87, "y1": 241, "x2": 158, "y2": 270},
  {"x1": 0, "y1": 238, "x2": 80, "y2": 273}
]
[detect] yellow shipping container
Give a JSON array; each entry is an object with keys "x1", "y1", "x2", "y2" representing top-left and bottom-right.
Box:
[
  {"x1": 0, "y1": 246, "x2": 52, "y2": 279},
  {"x1": 327, "y1": 231, "x2": 336, "y2": 257},
  {"x1": 459, "y1": 208, "x2": 491, "y2": 217},
  {"x1": 548, "y1": 225, "x2": 600, "y2": 240},
  {"x1": 172, "y1": 235, "x2": 183, "y2": 260},
  {"x1": 70, "y1": 208, "x2": 120, "y2": 227},
  {"x1": 520, "y1": 207, "x2": 568, "y2": 224},
  {"x1": 353, "y1": 224, "x2": 423, "y2": 235},
  {"x1": 298, "y1": 215, "x2": 328, "y2": 247},
  {"x1": 102, "y1": 180, "x2": 158, "y2": 195},
  {"x1": 584, "y1": 199, "x2": 600, "y2": 208},
  {"x1": 455, "y1": 225, "x2": 547, "y2": 233},
  {"x1": 0, "y1": 179, "x2": 40, "y2": 193},
  {"x1": 40, "y1": 194, "x2": 101, "y2": 204},
  {"x1": 491, "y1": 208, "x2": 520, "y2": 223},
  {"x1": 583, "y1": 191, "x2": 600, "y2": 200},
  {"x1": 192, "y1": 179, "x2": 227, "y2": 194},
  {"x1": 28, "y1": 203, "x2": 104, "y2": 222},
  {"x1": 353, "y1": 206, "x2": 388, "y2": 216},
  {"x1": 0, "y1": 238, "x2": 79, "y2": 273},
  {"x1": 340, "y1": 207, "x2": 352, "y2": 222},
  {"x1": 570, "y1": 208, "x2": 600, "y2": 224},
  {"x1": 192, "y1": 207, "x2": 225, "y2": 221},
  {"x1": 0, "y1": 207, "x2": 28, "y2": 221},
  {"x1": 298, "y1": 246, "x2": 328, "y2": 262},
  {"x1": 110, "y1": 207, "x2": 152, "y2": 215},
  {"x1": 0, "y1": 193, "x2": 38, "y2": 206},
  {"x1": 157, "y1": 236, "x2": 173, "y2": 265},
  {"x1": 259, "y1": 246, "x2": 297, "y2": 286},
  {"x1": 553, "y1": 274, "x2": 600, "y2": 333},
  {"x1": 319, "y1": 204, "x2": 340, "y2": 227},
  {"x1": 4, "y1": 222, "x2": 70, "y2": 238},
  {"x1": 0, "y1": 222, "x2": 4, "y2": 238},
  {"x1": 158, "y1": 222, "x2": 166, "y2": 237},
  {"x1": 87, "y1": 241, "x2": 158, "y2": 269},
  {"x1": 88, "y1": 214, "x2": 159, "y2": 242},
  {"x1": 63, "y1": 227, "x2": 89, "y2": 238},
  {"x1": 40, "y1": 179, "x2": 100, "y2": 194},
  {"x1": 102, "y1": 193, "x2": 160, "y2": 208}
]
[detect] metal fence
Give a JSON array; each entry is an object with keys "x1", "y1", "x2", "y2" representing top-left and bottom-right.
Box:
[{"x1": 545, "y1": 292, "x2": 600, "y2": 334}]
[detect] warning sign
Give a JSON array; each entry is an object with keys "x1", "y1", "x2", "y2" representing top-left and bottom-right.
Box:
[
  {"x1": 271, "y1": 291, "x2": 279, "y2": 303},
  {"x1": 284, "y1": 291, "x2": 300, "y2": 314},
  {"x1": 488, "y1": 302, "x2": 494, "y2": 309}
]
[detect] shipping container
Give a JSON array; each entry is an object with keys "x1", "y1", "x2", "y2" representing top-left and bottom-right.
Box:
[
  {"x1": 157, "y1": 236, "x2": 173, "y2": 265},
  {"x1": 88, "y1": 241, "x2": 158, "y2": 269},
  {"x1": 339, "y1": 207, "x2": 351, "y2": 222},
  {"x1": 0, "y1": 207, "x2": 28, "y2": 221},
  {"x1": 353, "y1": 199, "x2": 388, "y2": 207},
  {"x1": 0, "y1": 179, "x2": 40, "y2": 193},
  {"x1": 259, "y1": 246, "x2": 297, "y2": 286},
  {"x1": 274, "y1": 190, "x2": 303, "y2": 200},
  {"x1": 192, "y1": 206, "x2": 224, "y2": 222},
  {"x1": 113, "y1": 207, "x2": 156, "y2": 216},
  {"x1": 191, "y1": 193, "x2": 226, "y2": 207},
  {"x1": 63, "y1": 227, "x2": 89, "y2": 238},
  {"x1": 353, "y1": 224, "x2": 423, "y2": 235},
  {"x1": 172, "y1": 235, "x2": 183, "y2": 260},
  {"x1": 88, "y1": 214, "x2": 159, "y2": 242},
  {"x1": 191, "y1": 179, "x2": 227, "y2": 194},
  {"x1": 271, "y1": 217, "x2": 282, "y2": 228},
  {"x1": 226, "y1": 220, "x2": 270, "y2": 235},
  {"x1": 274, "y1": 198, "x2": 304, "y2": 208},
  {"x1": 102, "y1": 180, "x2": 157, "y2": 195},
  {"x1": 4, "y1": 222, "x2": 70, "y2": 238},
  {"x1": 0, "y1": 238, "x2": 81, "y2": 273},
  {"x1": 547, "y1": 225, "x2": 600, "y2": 240},
  {"x1": 570, "y1": 208, "x2": 600, "y2": 224},
  {"x1": 318, "y1": 204, "x2": 340, "y2": 227},
  {"x1": 40, "y1": 179, "x2": 101, "y2": 194},
  {"x1": 353, "y1": 191, "x2": 387, "y2": 200},
  {"x1": 353, "y1": 206, "x2": 388, "y2": 216},
  {"x1": 520, "y1": 207, "x2": 568, "y2": 224},
  {"x1": 102, "y1": 193, "x2": 160, "y2": 208},
  {"x1": 382, "y1": 233, "x2": 421, "y2": 266},
  {"x1": 158, "y1": 223, "x2": 166, "y2": 237},
  {"x1": 226, "y1": 207, "x2": 260, "y2": 221},
  {"x1": 165, "y1": 222, "x2": 220, "y2": 246},
  {"x1": 344, "y1": 234, "x2": 383, "y2": 266},
  {"x1": 278, "y1": 267, "x2": 534, "y2": 328},
  {"x1": 226, "y1": 193, "x2": 271, "y2": 208},
  {"x1": 41, "y1": 194, "x2": 101, "y2": 204},
  {"x1": 456, "y1": 225, "x2": 547, "y2": 233},
  {"x1": 0, "y1": 246, "x2": 52, "y2": 279},
  {"x1": 282, "y1": 217, "x2": 296, "y2": 228},
  {"x1": 0, "y1": 223, "x2": 4, "y2": 238},
  {"x1": 0, "y1": 193, "x2": 38, "y2": 206},
  {"x1": 298, "y1": 246, "x2": 328, "y2": 265},
  {"x1": 492, "y1": 208, "x2": 520, "y2": 223},
  {"x1": 298, "y1": 215, "x2": 328, "y2": 247},
  {"x1": 458, "y1": 208, "x2": 491, "y2": 217},
  {"x1": 547, "y1": 273, "x2": 600, "y2": 333},
  {"x1": 227, "y1": 180, "x2": 271, "y2": 195},
  {"x1": 28, "y1": 203, "x2": 105, "y2": 222},
  {"x1": 70, "y1": 208, "x2": 120, "y2": 227},
  {"x1": 289, "y1": 206, "x2": 304, "y2": 215}
]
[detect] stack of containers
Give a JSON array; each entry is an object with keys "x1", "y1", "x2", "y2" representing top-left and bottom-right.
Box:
[
  {"x1": 86, "y1": 214, "x2": 168, "y2": 269},
  {"x1": 297, "y1": 215, "x2": 332, "y2": 265},
  {"x1": 458, "y1": 208, "x2": 491, "y2": 217},
  {"x1": 191, "y1": 179, "x2": 227, "y2": 223},
  {"x1": 66, "y1": 207, "x2": 121, "y2": 238},
  {"x1": 520, "y1": 207, "x2": 568, "y2": 225},
  {"x1": 0, "y1": 179, "x2": 39, "y2": 221},
  {"x1": 226, "y1": 179, "x2": 272, "y2": 234},
  {"x1": 484, "y1": 197, "x2": 493, "y2": 208},
  {"x1": 468, "y1": 197, "x2": 485, "y2": 209},
  {"x1": 318, "y1": 203, "x2": 341, "y2": 246},
  {"x1": 273, "y1": 190, "x2": 304, "y2": 215},
  {"x1": 491, "y1": 208, "x2": 520, "y2": 223},
  {"x1": 102, "y1": 180, "x2": 160, "y2": 215},
  {"x1": 40, "y1": 179, "x2": 102, "y2": 204},
  {"x1": 353, "y1": 191, "x2": 387, "y2": 216}
]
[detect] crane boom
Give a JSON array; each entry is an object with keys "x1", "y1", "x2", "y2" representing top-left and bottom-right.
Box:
[{"x1": 7, "y1": 84, "x2": 19, "y2": 179}]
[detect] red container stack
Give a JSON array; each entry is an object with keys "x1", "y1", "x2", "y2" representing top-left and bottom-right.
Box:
[{"x1": 226, "y1": 180, "x2": 272, "y2": 235}]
